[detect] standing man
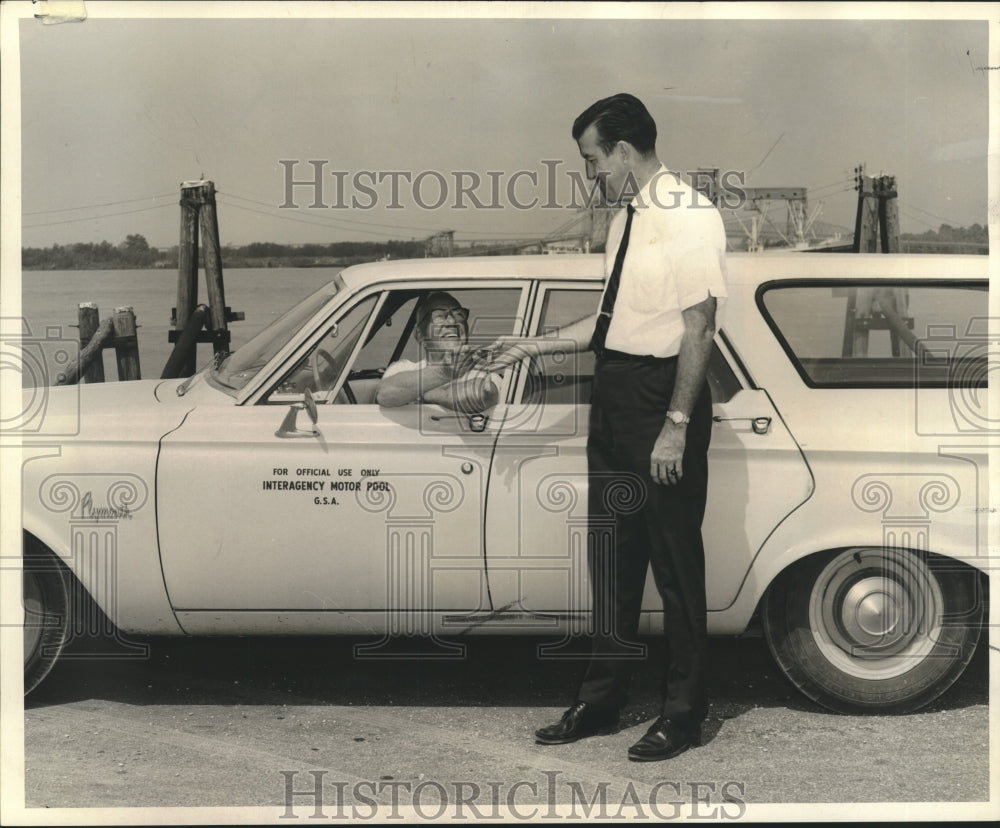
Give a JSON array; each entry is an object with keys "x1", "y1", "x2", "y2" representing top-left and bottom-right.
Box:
[{"x1": 493, "y1": 93, "x2": 727, "y2": 761}]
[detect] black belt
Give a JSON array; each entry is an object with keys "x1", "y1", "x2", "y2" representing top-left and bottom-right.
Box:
[{"x1": 597, "y1": 348, "x2": 678, "y2": 365}]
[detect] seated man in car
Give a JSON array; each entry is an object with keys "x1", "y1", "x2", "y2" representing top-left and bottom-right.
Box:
[{"x1": 375, "y1": 291, "x2": 501, "y2": 412}]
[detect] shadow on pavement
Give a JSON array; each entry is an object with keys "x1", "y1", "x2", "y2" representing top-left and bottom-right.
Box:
[{"x1": 26, "y1": 626, "x2": 989, "y2": 722}]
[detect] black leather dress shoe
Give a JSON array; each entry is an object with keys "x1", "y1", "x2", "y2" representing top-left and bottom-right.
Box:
[
  {"x1": 535, "y1": 701, "x2": 619, "y2": 745},
  {"x1": 627, "y1": 717, "x2": 700, "y2": 762}
]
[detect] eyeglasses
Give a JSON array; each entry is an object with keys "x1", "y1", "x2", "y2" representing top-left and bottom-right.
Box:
[{"x1": 419, "y1": 306, "x2": 470, "y2": 326}]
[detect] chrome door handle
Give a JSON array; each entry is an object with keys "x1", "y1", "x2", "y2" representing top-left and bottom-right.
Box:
[
  {"x1": 713, "y1": 415, "x2": 771, "y2": 435},
  {"x1": 430, "y1": 413, "x2": 490, "y2": 432}
]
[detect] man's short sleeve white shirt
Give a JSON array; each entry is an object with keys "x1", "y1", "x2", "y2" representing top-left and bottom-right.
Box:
[
  {"x1": 380, "y1": 358, "x2": 424, "y2": 380},
  {"x1": 380, "y1": 357, "x2": 502, "y2": 395},
  {"x1": 602, "y1": 166, "x2": 728, "y2": 358}
]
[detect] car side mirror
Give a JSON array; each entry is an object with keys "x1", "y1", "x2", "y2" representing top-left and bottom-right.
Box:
[
  {"x1": 303, "y1": 387, "x2": 318, "y2": 423},
  {"x1": 275, "y1": 388, "x2": 319, "y2": 438}
]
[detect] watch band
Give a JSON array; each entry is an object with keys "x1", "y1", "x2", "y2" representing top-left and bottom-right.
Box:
[{"x1": 666, "y1": 409, "x2": 690, "y2": 425}]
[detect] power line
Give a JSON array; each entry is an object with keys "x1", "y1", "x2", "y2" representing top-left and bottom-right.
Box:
[
  {"x1": 22, "y1": 202, "x2": 174, "y2": 229},
  {"x1": 806, "y1": 185, "x2": 855, "y2": 202},
  {"x1": 219, "y1": 191, "x2": 444, "y2": 235},
  {"x1": 455, "y1": 226, "x2": 578, "y2": 239},
  {"x1": 722, "y1": 185, "x2": 854, "y2": 217},
  {"x1": 216, "y1": 198, "x2": 417, "y2": 240},
  {"x1": 896, "y1": 204, "x2": 976, "y2": 236},
  {"x1": 898, "y1": 204, "x2": 937, "y2": 230},
  {"x1": 897, "y1": 199, "x2": 970, "y2": 228},
  {"x1": 22, "y1": 192, "x2": 177, "y2": 216},
  {"x1": 458, "y1": 238, "x2": 545, "y2": 247},
  {"x1": 808, "y1": 181, "x2": 855, "y2": 198},
  {"x1": 221, "y1": 189, "x2": 579, "y2": 240},
  {"x1": 747, "y1": 132, "x2": 785, "y2": 176},
  {"x1": 540, "y1": 213, "x2": 587, "y2": 240},
  {"x1": 808, "y1": 176, "x2": 855, "y2": 195}
]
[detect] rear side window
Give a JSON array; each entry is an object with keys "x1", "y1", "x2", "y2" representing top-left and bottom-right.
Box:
[{"x1": 758, "y1": 281, "x2": 987, "y2": 388}]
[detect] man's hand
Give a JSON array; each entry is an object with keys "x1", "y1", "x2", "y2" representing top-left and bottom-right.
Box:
[
  {"x1": 482, "y1": 313, "x2": 598, "y2": 373},
  {"x1": 484, "y1": 336, "x2": 539, "y2": 372},
  {"x1": 650, "y1": 421, "x2": 686, "y2": 485}
]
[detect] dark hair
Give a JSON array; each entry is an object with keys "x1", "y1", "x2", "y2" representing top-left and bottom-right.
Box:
[{"x1": 572, "y1": 93, "x2": 657, "y2": 157}]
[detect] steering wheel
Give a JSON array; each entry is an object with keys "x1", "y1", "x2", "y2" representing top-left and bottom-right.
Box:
[
  {"x1": 309, "y1": 347, "x2": 358, "y2": 404},
  {"x1": 310, "y1": 347, "x2": 337, "y2": 389}
]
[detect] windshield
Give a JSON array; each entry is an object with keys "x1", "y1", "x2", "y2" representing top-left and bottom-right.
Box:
[{"x1": 212, "y1": 283, "x2": 340, "y2": 393}]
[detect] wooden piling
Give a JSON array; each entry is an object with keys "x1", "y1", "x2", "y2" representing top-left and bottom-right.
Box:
[
  {"x1": 853, "y1": 174, "x2": 899, "y2": 255},
  {"x1": 877, "y1": 176, "x2": 900, "y2": 254},
  {"x1": 852, "y1": 176, "x2": 879, "y2": 253},
  {"x1": 112, "y1": 306, "x2": 141, "y2": 381},
  {"x1": 60, "y1": 315, "x2": 114, "y2": 386},
  {"x1": 176, "y1": 185, "x2": 201, "y2": 376},
  {"x1": 198, "y1": 182, "x2": 231, "y2": 358},
  {"x1": 167, "y1": 180, "x2": 243, "y2": 378},
  {"x1": 77, "y1": 302, "x2": 105, "y2": 383},
  {"x1": 161, "y1": 304, "x2": 209, "y2": 379}
]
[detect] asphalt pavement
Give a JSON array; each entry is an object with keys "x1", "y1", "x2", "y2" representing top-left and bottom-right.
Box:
[{"x1": 17, "y1": 629, "x2": 994, "y2": 822}]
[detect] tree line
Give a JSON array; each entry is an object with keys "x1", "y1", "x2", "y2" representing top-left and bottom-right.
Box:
[
  {"x1": 899, "y1": 223, "x2": 988, "y2": 254},
  {"x1": 22, "y1": 223, "x2": 987, "y2": 270},
  {"x1": 22, "y1": 235, "x2": 428, "y2": 270},
  {"x1": 22, "y1": 234, "x2": 162, "y2": 270}
]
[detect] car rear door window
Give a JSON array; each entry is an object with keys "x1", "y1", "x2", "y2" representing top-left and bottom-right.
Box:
[
  {"x1": 530, "y1": 287, "x2": 743, "y2": 404},
  {"x1": 758, "y1": 281, "x2": 987, "y2": 388}
]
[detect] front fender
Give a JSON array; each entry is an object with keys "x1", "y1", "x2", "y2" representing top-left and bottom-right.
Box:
[{"x1": 18, "y1": 381, "x2": 194, "y2": 635}]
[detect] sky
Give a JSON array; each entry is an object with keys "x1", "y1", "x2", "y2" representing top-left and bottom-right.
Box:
[{"x1": 13, "y1": 5, "x2": 994, "y2": 250}]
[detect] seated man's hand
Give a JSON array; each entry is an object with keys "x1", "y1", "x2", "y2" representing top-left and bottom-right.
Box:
[{"x1": 484, "y1": 336, "x2": 538, "y2": 372}]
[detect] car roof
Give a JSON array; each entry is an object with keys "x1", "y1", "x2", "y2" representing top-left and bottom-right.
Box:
[
  {"x1": 338, "y1": 252, "x2": 988, "y2": 291},
  {"x1": 338, "y1": 254, "x2": 605, "y2": 289}
]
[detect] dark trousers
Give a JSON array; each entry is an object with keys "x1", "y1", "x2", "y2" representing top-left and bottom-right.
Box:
[{"x1": 577, "y1": 355, "x2": 713, "y2": 732}]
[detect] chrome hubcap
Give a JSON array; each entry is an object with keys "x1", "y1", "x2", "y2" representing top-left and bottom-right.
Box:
[
  {"x1": 841, "y1": 578, "x2": 903, "y2": 645},
  {"x1": 809, "y1": 548, "x2": 943, "y2": 680}
]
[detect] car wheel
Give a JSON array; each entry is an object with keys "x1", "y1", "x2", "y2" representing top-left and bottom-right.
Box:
[
  {"x1": 762, "y1": 547, "x2": 983, "y2": 713},
  {"x1": 23, "y1": 547, "x2": 71, "y2": 695}
]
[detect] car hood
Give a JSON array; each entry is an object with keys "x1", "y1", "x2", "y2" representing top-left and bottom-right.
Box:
[{"x1": 19, "y1": 379, "x2": 191, "y2": 442}]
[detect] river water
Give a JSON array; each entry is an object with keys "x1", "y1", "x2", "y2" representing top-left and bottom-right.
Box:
[{"x1": 19, "y1": 267, "x2": 341, "y2": 386}]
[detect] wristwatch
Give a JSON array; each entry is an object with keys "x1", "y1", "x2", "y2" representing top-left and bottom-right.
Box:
[{"x1": 665, "y1": 409, "x2": 690, "y2": 426}]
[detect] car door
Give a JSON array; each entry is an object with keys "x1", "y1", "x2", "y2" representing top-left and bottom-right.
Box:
[
  {"x1": 156, "y1": 281, "x2": 528, "y2": 634},
  {"x1": 483, "y1": 282, "x2": 814, "y2": 628}
]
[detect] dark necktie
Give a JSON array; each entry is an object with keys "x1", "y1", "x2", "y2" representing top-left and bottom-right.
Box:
[{"x1": 590, "y1": 203, "x2": 635, "y2": 355}]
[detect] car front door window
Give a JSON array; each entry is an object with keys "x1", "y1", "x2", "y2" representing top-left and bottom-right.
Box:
[{"x1": 268, "y1": 294, "x2": 380, "y2": 401}]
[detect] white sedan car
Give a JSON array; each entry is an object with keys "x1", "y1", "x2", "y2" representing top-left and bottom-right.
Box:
[{"x1": 18, "y1": 253, "x2": 989, "y2": 713}]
